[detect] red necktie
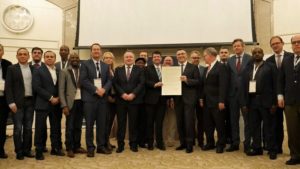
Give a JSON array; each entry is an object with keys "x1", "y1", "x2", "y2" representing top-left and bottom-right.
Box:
[{"x1": 236, "y1": 56, "x2": 241, "y2": 72}]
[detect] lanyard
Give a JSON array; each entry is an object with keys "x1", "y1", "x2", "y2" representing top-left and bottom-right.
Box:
[{"x1": 252, "y1": 62, "x2": 262, "y2": 80}]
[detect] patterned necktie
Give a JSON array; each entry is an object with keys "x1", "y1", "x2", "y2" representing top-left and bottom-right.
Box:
[
  {"x1": 34, "y1": 63, "x2": 40, "y2": 68},
  {"x1": 126, "y1": 66, "x2": 131, "y2": 80},
  {"x1": 96, "y1": 62, "x2": 101, "y2": 78},
  {"x1": 236, "y1": 56, "x2": 241, "y2": 72},
  {"x1": 156, "y1": 67, "x2": 161, "y2": 81}
]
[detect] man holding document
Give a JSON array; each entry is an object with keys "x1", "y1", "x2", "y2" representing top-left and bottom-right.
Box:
[{"x1": 169, "y1": 49, "x2": 200, "y2": 153}]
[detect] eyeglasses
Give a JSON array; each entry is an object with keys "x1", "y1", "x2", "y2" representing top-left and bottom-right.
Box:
[
  {"x1": 271, "y1": 42, "x2": 282, "y2": 46},
  {"x1": 291, "y1": 40, "x2": 300, "y2": 45}
]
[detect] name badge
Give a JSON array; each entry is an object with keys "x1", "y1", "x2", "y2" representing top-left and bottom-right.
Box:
[
  {"x1": 74, "y1": 88, "x2": 81, "y2": 100},
  {"x1": 94, "y1": 78, "x2": 102, "y2": 88},
  {"x1": 249, "y1": 80, "x2": 256, "y2": 93},
  {"x1": 0, "y1": 80, "x2": 5, "y2": 91}
]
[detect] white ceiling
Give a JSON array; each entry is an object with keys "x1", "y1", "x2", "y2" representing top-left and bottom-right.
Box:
[{"x1": 47, "y1": 0, "x2": 78, "y2": 9}]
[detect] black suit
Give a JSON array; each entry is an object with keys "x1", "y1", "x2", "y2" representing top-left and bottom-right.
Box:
[
  {"x1": 33, "y1": 64, "x2": 62, "y2": 152},
  {"x1": 278, "y1": 54, "x2": 300, "y2": 160},
  {"x1": 266, "y1": 51, "x2": 293, "y2": 153},
  {"x1": 5, "y1": 64, "x2": 34, "y2": 154},
  {"x1": 195, "y1": 65, "x2": 205, "y2": 146},
  {"x1": 113, "y1": 65, "x2": 145, "y2": 148},
  {"x1": 0, "y1": 59, "x2": 12, "y2": 155},
  {"x1": 144, "y1": 64, "x2": 167, "y2": 146},
  {"x1": 174, "y1": 62, "x2": 200, "y2": 148},
  {"x1": 202, "y1": 61, "x2": 227, "y2": 147},
  {"x1": 245, "y1": 61, "x2": 277, "y2": 153}
]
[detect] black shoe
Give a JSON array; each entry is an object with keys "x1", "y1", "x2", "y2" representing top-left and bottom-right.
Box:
[
  {"x1": 216, "y1": 146, "x2": 224, "y2": 154},
  {"x1": 277, "y1": 149, "x2": 283, "y2": 154},
  {"x1": 286, "y1": 158, "x2": 300, "y2": 165},
  {"x1": 130, "y1": 146, "x2": 138, "y2": 152},
  {"x1": 50, "y1": 149, "x2": 65, "y2": 156},
  {"x1": 16, "y1": 153, "x2": 24, "y2": 160},
  {"x1": 139, "y1": 143, "x2": 147, "y2": 148},
  {"x1": 87, "y1": 151, "x2": 94, "y2": 157},
  {"x1": 23, "y1": 151, "x2": 35, "y2": 158},
  {"x1": 42, "y1": 147, "x2": 48, "y2": 153},
  {"x1": 201, "y1": 144, "x2": 215, "y2": 151},
  {"x1": 175, "y1": 145, "x2": 186, "y2": 150},
  {"x1": 147, "y1": 144, "x2": 154, "y2": 150},
  {"x1": 226, "y1": 145, "x2": 239, "y2": 152},
  {"x1": 186, "y1": 145, "x2": 193, "y2": 153},
  {"x1": 0, "y1": 153, "x2": 8, "y2": 159},
  {"x1": 156, "y1": 143, "x2": 166, "y2": 151},
  {"x1": 116, "y1": 146, "x2": 124, "y2": 153},
  {"x1": 269, "y1": 152, "x2": 277, "y2": 160},
  {"x1": 97, "y1": 147, "x2": 112, "y2": 154},
  {"x1": 246, "y1": 149, "x2": 263, "y2": 156},
  {"x1": 35, "y1": 151, "x2": 44, "y2": 160}
]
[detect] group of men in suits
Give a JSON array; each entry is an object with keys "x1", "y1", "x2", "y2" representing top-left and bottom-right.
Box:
[{"x1": 0, "y1": 34, "x2": 300, "y2": 166}]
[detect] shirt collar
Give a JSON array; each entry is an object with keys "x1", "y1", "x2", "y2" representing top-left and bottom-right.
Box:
[
  {"x1": 46, "y1": 65, "x2": 56, "y2": 70},
  {"x1": 19, "y1": 63, "x2": 29, "y2": 68},
  {"x1": 178, "y1": 61, "x2": 188, "y2": 66}
]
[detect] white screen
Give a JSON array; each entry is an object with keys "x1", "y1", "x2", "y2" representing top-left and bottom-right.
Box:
[{"x1": 77, "y1": 0, "x2": 254, "y2": 47}]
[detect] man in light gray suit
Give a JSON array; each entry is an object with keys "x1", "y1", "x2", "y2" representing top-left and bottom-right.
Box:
[
  {"x1": 59, "y1": 52, "x2": 87, "y2": 158},
  {"x1": 55, "y1": 45, "x2": 70, "y2": 71},
  {"x1": 226, "y1": 39, "x2": 251, "y2": 153}
]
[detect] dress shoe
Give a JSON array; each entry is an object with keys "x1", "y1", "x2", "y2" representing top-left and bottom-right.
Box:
[
  {"x1": 0, "y1": 153, "x2": 8, "y2": 159},
  {"x1": 186, "y1": 145, "x2": 193, "y2": 153},
  {"x1": 97, "y1": 147, "x2": 112, "y2": 154},
  {"x1": 286, "y1": 158, "x2": 300, "y2": 165},
  {"x1": 277, "y1": 149, "x2": 283, "y2": 154},
  {"x1": 35, "y1": 151, "x2": 44, "y2": 160},
  {"x1": 147, "y1": 144, "x2": 154, "y2": 150},
  {"x1": 201, "y1": 144, "x2": 215, "y2": 151},
  {"x1": 246, "y1": 149, "x2": 263, "y2": 156},
  {"x1": 139, "y1": 143, "x2": 147, "y2": 148},
  {"x1": 16, "y1": 153, "x2": 24, "y2": 160},
  {"x1": 42, "y1": 147, "x2": 48, "y2": 153},
  {"x1": 226, "y1": 145, "x2": 239, "y2": 152},
  {"x1": 50, "y1": 149, "x2": 65, "y2": 156},
  {"x1": 74, "y1": 147, "x2": 87, "y2": 154},
  {"x1": 23, "y1": 151, "x2": 35, "y2": 158},
  {"x1": 269, "y1": 152, "x2": 277, "y2": 160},
  {"x1": 87, "y1": 151, "x2": 94, "y2": 157},
  {"x1": 116, "y1": 146, "x2": 124, "y2": 153},
  {"x1": 175, "y1": 145, "x2": 186, "y2": 150},
  {"x1": 156, "y1": 143, "x2": 166, "y2": 151},
  {"x1": 110, "y1": 143, "x2": 116, "y2": 149},
  {"x1": 67, "y1": 150, "x2": 75, "y2": 158},
  {"x1": 130, "y1": 146, "x2": 138, "y2": 152},
  {"x1": 216, "y1": 146, "x2": 224, "y2": 154}
]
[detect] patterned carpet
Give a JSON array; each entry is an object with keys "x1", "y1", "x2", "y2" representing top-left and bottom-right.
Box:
[{"x1": 0, "y1": 129, "x2": 298, "y2": 169}]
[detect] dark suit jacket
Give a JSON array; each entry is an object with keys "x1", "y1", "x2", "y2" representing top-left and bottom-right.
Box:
[
  {"x1": 5, "y1": 64, "x2": 34, "y2": 108},
  {"x1": 1, "y1": 59, "x2": 12, "y2": 80},
  {"x1": 55, "y1": 61, "x2": 70, "y2": 72},
  {"x1": 144, "y1": 64, "x2": 166, "y2": 104},
  {"x1": 113, "y1": 65, "x2": 145, "y2": 104},
  {"x1": 179, "y1": 62, "x2": 200, "y2": 104},
  {"x1": 32, "y1": 64, "x2": 59, "y2": 111},
  {"x1": 278, "y1": 54, "x2": 300, "y2": 105},
  {"x1": 202, "y1": 61, "x2": 227, "y2": 108},
  {"x1": 266, "y1": 51, "x2": 293, "y2": 69},
  {"x1": 245, "y1": 61, "x2": 277, "y2": 108},
  {"x1": 227, "y1": 53, "x2": 251, "y2": 106},
  {"x1": 79, "y1": 59, "x2": 112, "y2": 103}
]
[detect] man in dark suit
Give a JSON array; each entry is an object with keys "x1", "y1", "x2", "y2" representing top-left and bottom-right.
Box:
[
  {"x1": 33, "y1": 51, "x2": 64, "y2": 160},
  {"x1": 266, "y1": 36, "x2": 293, "y2": 154},
  {"x1": 244, "y1": 47, "x2": 277, "y2": 160},
  {"x1": 0, "y1": 44, "x2": 12, "y2": 159},
  {"x1": 174, "y1": 49, "x2": 200, "y2": 153},
  {"x1": 59, "y1": 52, "x2": 87, "y2": 158},
  {"x1": 278, "y1": 34, "x2": 300, "y2": 165},
  {"x1": 226, "y1": 39, "x2": 251, "y2": 153},
  {"x1": 200, "y1": 47, "x2": 227, "y2": 153},
  {"x1": 113, "y1": 50, "x2": 145, "y2": 153},
  {"x1": 55, "y1": 45, "x2": 70, "y2": 71},
  {"x1": 219, "y1": 47, "x2": 232, "y2": 145},
  {"x1": 190, "y1": 50, "x2": 205, "y2": 148},
  {"x1": 144, "y1": 51, "x2": 166, "y2": 150},
  {"x1": 5, "y1": 48, "x2": 35, "y2": 160},
  {"x1": 80, "y1": 43, "x2": 112, "y2": 157}
]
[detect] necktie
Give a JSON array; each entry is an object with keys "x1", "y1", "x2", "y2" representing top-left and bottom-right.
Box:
[
  {"x1": 34, "y1": 63, "x2": 40, "y2": 68},
  {"x1": 295, "y1": 55, "x2": 300, "y2": 65},
  {"x1": 180, "y1": 64, "x2": 184, "y2": 75},
  {"x1": 276, "y1": 55, "x2": 281, "y2": 68},
  {"x1": 156, "y1": 67, "x2": 161, "y2": 81},
  {"x1": 126, "y1": 66, "x2": 131, "y2": 80},
  {"x1": 62, "y1": 61, "x2": 66, "y2": 69},
  {"x1": 96, "y1": 62, "x2": 101, "y2": 78},
  {"x1": 206, "y1": 65, "x2": 211, "y2": 78},
  {"x1": 236, "y1": 56, "x2": 241, "y2": 72},
  {"x1": 74, "y1": 68, "x2": 79, "y2": 87}
]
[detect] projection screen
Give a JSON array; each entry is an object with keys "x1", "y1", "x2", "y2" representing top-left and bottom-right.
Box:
[{"x1": 76, "y1": 0, "x2": 255, "y2": 48}]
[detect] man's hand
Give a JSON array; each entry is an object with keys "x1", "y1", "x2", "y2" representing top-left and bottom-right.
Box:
[
  {"x1": 180, "y1": 75, "x2": 188, "y2": 83},
  {"x1": 154, "y1": 82, "x2": 163, "y2": 88},
  {"x1": 96, "y1": 88, "x2": 106, "y2": 97},
  {"x1": 127, "y1": 93, "x2": 136, "y2": 101},
  {"x1": 199, "y1": 100, "x2": 204, "y2": 108},
  {"x1": 50, "y1": 97, "x2": 60, "y2": 105},
  {"x1": 62, "y1": 107, "x2": 70, "y2": 116},
  {"x1": 270, "y1": 105, "x2": 277, "y2": 114},
  {"x1": 218, "y1": 102, "x2": 225, "y2": 111},
  {"x1": 278, "y1": 99, "x2": 284, "y2": 108},
  {"x1": 121, "y1": 93, "x2": 129, "y2": 101},
  {"x1": 10, "y1": 105, "x2": 18, "y2": 114}
]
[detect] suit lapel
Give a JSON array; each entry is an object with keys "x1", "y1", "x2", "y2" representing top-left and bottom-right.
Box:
[
  {"x1": 88, "y1": 59, "x2": 97, "y2": 78},
  {"x1": 151, "y1": 65, "x2": 159, "y2": 81},
  {"x1": 240, "y1": 54, "x2": 249, "y2": 72},
  {"x1": 68, "y1": 68, "x2": 77, "y2": 87},
  {"x1": 42, "y1": 65, "x2": 55, "y2": 85},
  {"x1": 16, "y1": 64, "x2": 25, "y2": 90},
  {"x1": 229, "y1": 57, "x2": 238, "y2": 74}
]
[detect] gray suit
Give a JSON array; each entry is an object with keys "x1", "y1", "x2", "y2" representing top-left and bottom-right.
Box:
[{"x1": 59, "y1": 67, "x2": 84, "y2": 151}]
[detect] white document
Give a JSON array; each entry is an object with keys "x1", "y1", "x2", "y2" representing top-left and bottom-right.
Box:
[
  {"x1": 74, "y1": 88, "x2": 81, "y2": 100},
  {"x1": 94, "y1": 78, "x2": 102, "y2": 88},
  {"x1": 0, "y1": 80, "x2": 4, "y2": 91},
  {"x1": 162, "y1": 66, "x2": 181, "y2": 96},
  {"x1": 249, "y1": 80, "x2": 256, "y2": 93}
]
